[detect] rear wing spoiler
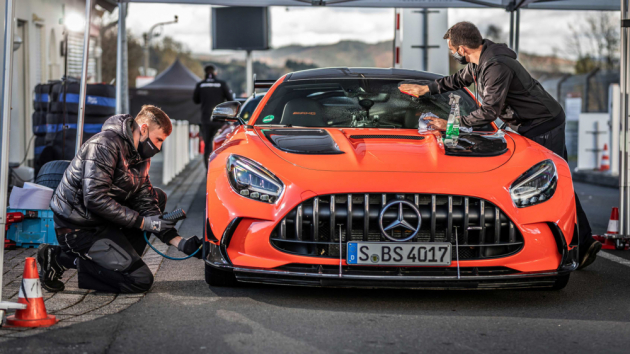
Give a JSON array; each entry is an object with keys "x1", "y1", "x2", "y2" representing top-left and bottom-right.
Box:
[
  {"x1": 253, "y1": 73, "x2": 276, "y2": 90},
  {"x1": 254, "y1": 80, "x2": 276, "y2": 89}
]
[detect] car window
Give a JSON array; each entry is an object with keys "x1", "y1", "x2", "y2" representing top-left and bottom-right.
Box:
[
  {"x1": 255, "y1": 79, "x2": 492, "y2": 131},
  {"x1": 239, "y1": 94, "x2": 265, "y2": 122}
]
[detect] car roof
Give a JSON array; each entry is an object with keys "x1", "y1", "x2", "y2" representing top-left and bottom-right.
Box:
[{"x1": 285, "y1": 67, "x2": 444, "y2": 81}]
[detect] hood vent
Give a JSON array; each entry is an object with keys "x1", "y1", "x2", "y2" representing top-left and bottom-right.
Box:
[{"x1": 262, "y1": 129, "x2": 344, "y2": 155}]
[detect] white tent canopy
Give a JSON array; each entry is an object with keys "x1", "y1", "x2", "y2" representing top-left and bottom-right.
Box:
[{"x1": 119, "y1": 0, "x2": 619, "y2": 11}]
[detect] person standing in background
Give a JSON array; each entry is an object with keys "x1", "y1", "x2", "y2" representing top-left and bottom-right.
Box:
[{"x1": 193, "y1": 64, "x2": 233, "y2": 168}]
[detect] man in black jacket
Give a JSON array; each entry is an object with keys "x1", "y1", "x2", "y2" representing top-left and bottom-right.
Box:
[
  {"x1": 193, "y1": 64, "x2": 233, "y2": 168},
  {"x1": 38, "y1": 105, "x2": 202, "y2": 293},
  {"x1": 399, "y1": 21, "x2": 601, "y2": 270}
]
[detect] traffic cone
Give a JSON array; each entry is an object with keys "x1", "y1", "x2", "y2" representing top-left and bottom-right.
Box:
[
  {"x1": 5, "y1": 257, "x2": 58, "y2": 327},
  {"x1": 600, "y1": 144, "x2": 610, "y2": 171},
  {"x1": 607, "y1": 207, "x2": 619, "y2": 235},
  {"x1": 596, "y1": 207, "x2": 622, "y2": 250}
]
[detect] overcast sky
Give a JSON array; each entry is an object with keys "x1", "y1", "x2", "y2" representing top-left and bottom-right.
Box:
[{"x1": 125, "y1": 4, "x2": 616, "y2": 58}]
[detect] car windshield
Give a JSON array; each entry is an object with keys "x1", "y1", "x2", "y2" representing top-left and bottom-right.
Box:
[{"x1": 255, "y1": 79, "x2": 491, "y2": 131}]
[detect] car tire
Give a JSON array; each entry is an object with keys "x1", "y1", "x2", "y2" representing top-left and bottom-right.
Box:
[
  {"x1": 205, "y1": 263, "x2": 238, "y2": 287},
  {"x1": 35, "y1": 160, "x2": 70, "y2": 190},
  {"x1": 550, "y1": 273, "x2": 570, "y2": 290}
]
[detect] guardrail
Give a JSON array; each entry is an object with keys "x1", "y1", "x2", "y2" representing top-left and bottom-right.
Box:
[{"x1": 162, "y1": 120, "x2": 200, "y2": 185}]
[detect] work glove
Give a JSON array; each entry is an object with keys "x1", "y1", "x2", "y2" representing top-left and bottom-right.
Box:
[
  {"x1": 177, "y1": 236, "x2": 203, "y2": 259},
  {"x1": 142, "y1": 215, "x2": 176, "y2": 234}
]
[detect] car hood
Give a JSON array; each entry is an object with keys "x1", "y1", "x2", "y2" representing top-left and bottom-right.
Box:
[{"x1": 256, "y1": 128, "x2": 514, "y2": 173}]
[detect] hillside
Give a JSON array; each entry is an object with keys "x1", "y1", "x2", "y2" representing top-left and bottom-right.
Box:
[
  {"x1": 195, "y1": 40, "x2": 394, "y2": 69},
  {"x1": 192, "y1": 40, "x2": 575, "y2": 96}
]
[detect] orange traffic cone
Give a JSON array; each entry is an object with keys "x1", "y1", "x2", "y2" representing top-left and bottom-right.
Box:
[
  {"x1": 607, "y1": 207, "x2": 619, "y2": 235},
  {"x1": 5, "y1": 257, "x2": 58, "y2": 327},
  {"x1": 600, "y1": 144, "x2": 610, "y2": 171}
]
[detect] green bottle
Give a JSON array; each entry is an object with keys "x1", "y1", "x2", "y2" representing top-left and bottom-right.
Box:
[{"x1": 444, "y1": 93, "x2": 461, "y2": 147}]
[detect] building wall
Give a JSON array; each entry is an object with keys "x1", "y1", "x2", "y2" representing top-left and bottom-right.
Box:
[
  {"x1": 11, "y1": 0, "x2": 66, "y2": 164},
  {"x1": 0, "y1": 0, "x2": 102, "y2": 166}
]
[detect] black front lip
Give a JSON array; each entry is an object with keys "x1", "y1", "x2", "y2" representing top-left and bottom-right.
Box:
[{"x1": 205, "y1": 257, "x2": 569, "y2": 289}]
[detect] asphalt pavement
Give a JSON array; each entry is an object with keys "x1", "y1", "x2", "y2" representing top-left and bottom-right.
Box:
[{"x1": 2, "y1": 181, "x2": 630, "y2": 354}]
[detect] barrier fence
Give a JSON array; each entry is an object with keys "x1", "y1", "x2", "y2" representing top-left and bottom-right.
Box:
[{"x1": 162, "y1": 120, "x2": 199, "y2": 185}]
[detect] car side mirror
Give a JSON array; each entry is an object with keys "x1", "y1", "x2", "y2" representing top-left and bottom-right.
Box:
[{"x1": 212, "y1": 101, "x2": 244, "y2": 125}]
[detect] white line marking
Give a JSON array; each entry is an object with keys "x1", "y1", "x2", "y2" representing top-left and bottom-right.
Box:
[{"x1": 599, "y1": 251, "x2": 630, "y2": 267}]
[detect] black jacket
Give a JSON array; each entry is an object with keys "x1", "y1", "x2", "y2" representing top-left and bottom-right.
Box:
[
  {"x1": 50, "y1": 115, "x2": 160, "y2": 230},
  {"x1": 193, "y1": 75, "x2": 233, "y2": 125},
  {"x1": 428, "y1": 39, "x2": 564, "y2": 137}
]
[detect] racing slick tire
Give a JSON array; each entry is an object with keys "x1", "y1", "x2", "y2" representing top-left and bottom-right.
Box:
[
  {"x1": 550, "y1": 274, "x2": 570, "y2": 291},
  {"x1": 205, "y1": 263, "x2": 237, "y2": 287}
]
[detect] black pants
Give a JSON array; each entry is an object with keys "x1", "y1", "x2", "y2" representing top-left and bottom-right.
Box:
[
  {"x1": 525, "y1": 122, "x2": 593, "y2": 247},
  {"x1": 200, "y1": 123, "x2": 222, "y2": 168},
  {"x1": 56, "y1": 188, "x2": 167, "y2": 293}
]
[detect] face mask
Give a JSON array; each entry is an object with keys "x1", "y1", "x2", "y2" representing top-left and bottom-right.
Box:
[
  {"x1": 452, "y1": 47, "x2": 468, "y2": 65},
  {"x1": 138, "y1": 129, "x2": 160, "y2": 159}
]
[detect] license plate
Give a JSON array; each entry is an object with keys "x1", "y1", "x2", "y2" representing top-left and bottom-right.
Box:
[{"x1": 347, "y1": 242, "x2": 451, "y2": 266}]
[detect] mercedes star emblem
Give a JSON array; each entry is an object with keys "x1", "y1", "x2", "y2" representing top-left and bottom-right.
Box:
[{"x1": 378, "y1": 200, "x2": 422, "y2": 242}]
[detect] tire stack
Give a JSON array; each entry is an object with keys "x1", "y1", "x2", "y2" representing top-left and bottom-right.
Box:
[
  {"x1": 33, "y1": 82, "x2": 62, "y2": 176},
  {"x1": 45, "y1": 80, "x2": 116, "y2": 161},
  {"x1": 33, "y1": 83, "x2": 53, "y2": 175}
]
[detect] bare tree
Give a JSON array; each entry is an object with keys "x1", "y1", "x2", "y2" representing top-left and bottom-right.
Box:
[
  {"x1": 485, "y1": 24, "x2": 505, "y2": 43},
  {"x1": 586, "y1": 12, "x2": 619, "y2": 71},
  {"x1": 565, "y1": 12, "x2": 619, "y2": 74}
]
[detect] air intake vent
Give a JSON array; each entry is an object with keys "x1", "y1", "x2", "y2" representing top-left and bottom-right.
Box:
[{"x1": 349, "y1": 135, "x2": 425, "y2": 140}]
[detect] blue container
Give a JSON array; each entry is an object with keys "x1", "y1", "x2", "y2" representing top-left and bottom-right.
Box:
[{"x1": 6, "y1": 209, "x2": 58, "y2": 248}]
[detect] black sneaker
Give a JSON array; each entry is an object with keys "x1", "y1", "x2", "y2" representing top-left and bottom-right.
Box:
[
  {"x1": 577, "y1": 239, "x2": 602, "y2": 270},
  {"x1": 37, "y1": 244, "x2": 66, "y2": 292}
]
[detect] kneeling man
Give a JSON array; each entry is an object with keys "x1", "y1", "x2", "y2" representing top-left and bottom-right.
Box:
[{"x1": 39, "y1": 105, "x2": 201, "y2": 293}]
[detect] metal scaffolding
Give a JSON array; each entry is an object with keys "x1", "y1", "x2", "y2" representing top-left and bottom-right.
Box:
[
  {"x1": 76, "y1": 0, "x2": 93, "y2": 153},
  {"x1": 621, "y1": 0, "x2": 629, "y2": 238},
  {"x1": 0, "y1": 0, "x2": 26, "y2": 322}
]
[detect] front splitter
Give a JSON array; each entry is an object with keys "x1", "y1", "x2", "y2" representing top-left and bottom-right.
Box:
[{"x1": 205, "y1": 260, "x2": 568, "y2": 290}]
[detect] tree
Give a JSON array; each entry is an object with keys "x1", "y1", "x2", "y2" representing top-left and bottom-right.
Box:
[
  {"x1": 100, "y1": 19, "x2": 204, "y2": 87},
  {"x1": 485, "y1": 25, "x2": 505, "y2": 43},
  {"x1": 285, "y1": 59, "x2": 318, "y2": 72},
  {"x1": 149, "y1": 37, "x2": 204, "y2": 79},
  {"x1": 566, "y1": 12, "x2": 619, "y2": 74},
  {"x1": 100, "y1": 30, "x2": 145, "y2": 87}
]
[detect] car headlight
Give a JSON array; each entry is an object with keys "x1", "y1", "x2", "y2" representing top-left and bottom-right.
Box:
[
  {"x1": 510, "y1": 159, "x2": 557, "y2": 208},
  {"x1": 226, "y1": 155, "x2": 284, "y2": 203}
]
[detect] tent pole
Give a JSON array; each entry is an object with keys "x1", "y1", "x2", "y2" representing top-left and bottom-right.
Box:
[
  {"x1": 514, "y1": 9, "x2": 520, "y2": 55},
  {"x1": 622, "y1": 0, "x2": 630, "y2": 237},
  {"x1": 422, "y1": 9, "x2": 429, "y2": 71},
  {"x1": 0, "y1": 0, "x2": 26, "y2": 324},
  {"x1": 116, "y1": 3, "x2": 128, "y2": 115},
  {"x1": 509, "y1": 10, "x2": 514, "y2": 49},
  {"x1": 76, "y1": 0, "x2": 93, "y2": 153}
]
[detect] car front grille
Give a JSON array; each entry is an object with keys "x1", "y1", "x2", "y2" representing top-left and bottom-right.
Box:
[{"x1": 270, "y1": 193, "x2": 524, "y2": 260}]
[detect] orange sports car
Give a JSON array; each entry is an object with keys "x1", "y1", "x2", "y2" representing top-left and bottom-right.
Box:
[{"x1": 203, "y1": 68, "x2": 578, "y2": 290}]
